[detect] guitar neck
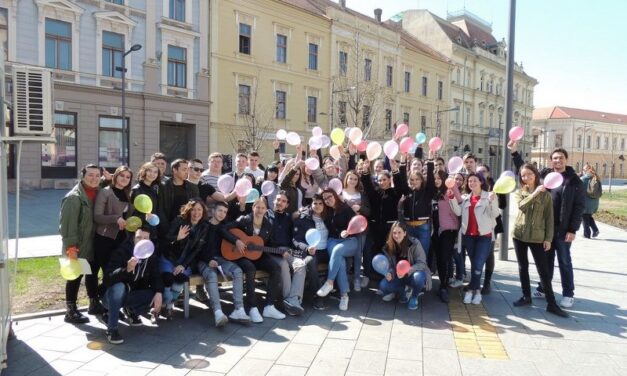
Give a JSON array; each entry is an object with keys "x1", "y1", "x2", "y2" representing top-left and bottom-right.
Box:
[{"x1": 249, "y1": 245, "x2": 287, "y2": 256}]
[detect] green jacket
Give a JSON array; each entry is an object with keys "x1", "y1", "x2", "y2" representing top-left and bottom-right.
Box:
[
  {"x1": 513, "y1": 189, "x2": 554, "y2": 244},
  {"x1": 59, "y1": 183, "x2": 96, "y2": 261}
]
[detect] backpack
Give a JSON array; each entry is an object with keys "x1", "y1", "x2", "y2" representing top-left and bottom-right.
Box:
[{"x1": 587, "y1": 177, "x2": 602, "y2": 199}]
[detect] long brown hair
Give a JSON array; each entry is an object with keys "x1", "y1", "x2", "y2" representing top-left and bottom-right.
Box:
[
  {"x1": 520, "y1": 163, "x2": 540, "y2": 192},
  {"x1": 111, "y1": 166, "x2": 133, "y2": 200},
  {"x1": 179, "y1": 198, "x2": 208, "y2": 222},
  {"x1": 343, "y1": 170, "x2": 364, "y2": 192},
  {"x1": 137, "y1": 162, "x2": 162, "y2": 185},
  {"x1": 321, "y1": 188, "x2": 350, "y2": 212},
  {"x1": 384, "y1": 221, "x2": 410, "y2": 259}
]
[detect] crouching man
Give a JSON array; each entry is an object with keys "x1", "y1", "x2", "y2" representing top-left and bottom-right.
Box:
[{"x1": 102, "y1": 228, "x2": 163, "y2": 344}]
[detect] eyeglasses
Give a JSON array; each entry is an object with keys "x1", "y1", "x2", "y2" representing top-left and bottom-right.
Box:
[{"x1": 192, "y1": 167, "x2": 204, "y2": 172}]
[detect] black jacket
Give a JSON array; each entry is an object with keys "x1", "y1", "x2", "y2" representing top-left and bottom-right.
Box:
[
  {"x1": 325, "y1": 205, "x2": 356, "y2": 239},
  {"x1": 130, "y1": 182, "x2": 160, "y2": 242},
  {"x1": 222, "y1": 214, "x2": 273, "y2": 245},
  {"x1": 292, "y1": 208, "x2": 317, "y2": 252},
  {"x1": 157, "y1": 179, "x2": 199, "y2": 239},
  {"x1": 362, "y1": 165, "x2": 408, "y2": 225},
  {"x1": 197, "y1": 221, "x2": 224, "y2": 264},
  {"x1": 400, "y1": 161, "x2": 436, "y2": 220},
  {"x1": 104, "y1": 236, "x2": 164, "y2": 293},
  {"x1": 165, "y1": 217, "x2": 210, "y2": 268}
]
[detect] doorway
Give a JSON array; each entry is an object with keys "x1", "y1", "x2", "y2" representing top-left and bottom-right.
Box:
[{"x1": 159, "y1": 122, "x2": 195, "y2": 162}]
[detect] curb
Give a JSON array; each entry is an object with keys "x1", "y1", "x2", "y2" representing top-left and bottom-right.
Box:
[{"x1": 12, "y1": 305, "x2": 87, "y2": 322}]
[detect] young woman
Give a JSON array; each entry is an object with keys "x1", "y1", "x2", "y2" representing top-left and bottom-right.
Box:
[
  {"x1": 264, "y1": 165, "x2": 280, "y2": 211},
  {"x1": 162, "y1": 198, "x2": 210, "y2": 318},
  {"x1": 316, "y1": 189, "x2": 360, "y2": 311},
  {"x1": 131, "y1": 162, "x2": 161, "y2": 244},
  {"x1": 280, "y1": 160, "x2": 304, "y2": 215},
  {"x1": 512, "y1": 163, "x2": 568, "y2": 317},
  {"x1": 93, "y1": 166, "x2": 134, "y2": 314},
  {"x1": 342, "y1": 170, "x2": 371, "y2": 290},
  {"x1": 581, "y1": 165, "x2": 601, "y2": 239},
  {"x1": 450, "y1": 172, "x2": 466, "y2": 287},
  {"x1": 227, "y1": 173, "x2": 255, "y2": 222},
  {"x1": 299, "y1": 161, "x2": 320, "y2": 207},
  {"x1": 379, "y1": 222, "x2": 432, "y2": 310},
  {"x1": 449, "y1": 172, "x2": 499, "y2": 305}
]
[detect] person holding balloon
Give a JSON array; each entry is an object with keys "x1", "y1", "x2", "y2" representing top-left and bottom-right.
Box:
[
  {"x1": 342, "y1": 170, "x2": 372, "y2": 290},
  {"x1": 131, "y1": 162, "x2": 161, "y2": 237},
  {"x1": 226, "y1": 173, "x2": 256, "y2": 222},
  {"x1": 263, "y1": 164, "x2": 280, "y2": 211},
  {"x1": 378, "y1": 222, "x2": 432, "y2": 310},
  {"x1": 280, "y1": 159, "x2": 305, "y2": 215}
]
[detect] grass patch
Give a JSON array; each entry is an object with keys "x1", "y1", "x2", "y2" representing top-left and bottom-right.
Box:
[{"x1": 597, "y1": 189, "x2": 627, "y2": 230}]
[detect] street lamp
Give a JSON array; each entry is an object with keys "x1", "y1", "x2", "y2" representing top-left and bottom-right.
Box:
[
  {"x1": 116, "y1": 43, "x2": 142, "y2": 166},
  {"x1": 576, "y1": 123, "x2": 593, "y2": 172}
]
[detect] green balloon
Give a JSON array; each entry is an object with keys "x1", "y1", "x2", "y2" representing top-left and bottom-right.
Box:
[
  {"x1": 134, "y1": 194, "x2": 153, "y2": 214},
  {"x1": 126, "y1": 216, "x2": 142, "y2": 232},
  {"x1": 494, "y1": 176, "x2": 516, "y2": 194}
]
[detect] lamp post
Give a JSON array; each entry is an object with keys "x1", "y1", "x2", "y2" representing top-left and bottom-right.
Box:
[
  {"x1": 116, "y1": 43, "x2": 142, "y2": 166},
  {"x1": 577, "y1": 123, "x2": 592, "y2": 172}
]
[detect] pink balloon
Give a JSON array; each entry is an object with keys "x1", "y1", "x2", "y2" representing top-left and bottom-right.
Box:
[
  {"x1": 383, "y1": 140, "x2": 399, "y2": 159},
  {"x1": 399, "y1": 137, "x2": 414, "y2": 153},
  {"x1": 305, "y1": 157, "x2": 320, "y2": 170},
  {"x1": 396, "y1": 260, "x2": 411, "y2": 278},
  {"x1": 543, "y1": 172, "x2": 564, "y2": 190},
  {"x1": 445, "y1": 177, "x2": 456, "y2": 189},
  {"x1": 509, "y1": 126, "x2": 524, "y2": 141},
  {"x1": 347, "y1": 215, "x2": 368, "y2": 235},
  {"x1": 312, "y1": 126, "x2": 323, "y2": 137},
  {"x1": 348, "y1": 127, "x2": 363, "y2": 145},
  {"x1": 261, "y1": 180, "x2": 275, "y2": 196},
  {"x1": 234, "y1": 178, "x2": 252, "y2": 197},
  {"x1": 395, "y1": 123, "x2": 409, "y2": 138},
  {"x1": 217, "y1": 174, "x2": 235, "y2": 194},
  {"x1": 329, "y1": 145, "x2": 341, "y2": 160},
  {"x1": 366, "y1": 142, "x2": 382, "y2": 161},
  {"x1": 447, "y1": 156, "x2": 463, "y2": 173},
  {"x1": 328, "y1": 178, "x2": 343, "y2": 195},
  {"x1": 428, "y1": 137, "x2": 443, "y2": 152},
  {"x1": 133, "y1": 239, "x2": 155, "y2": 259},
  {"x1": 357, "y1": 140, "x2": 368, "y2": 152},
  {"x1": 309, "y1": 136, "x2": 323, "y2": 150}
]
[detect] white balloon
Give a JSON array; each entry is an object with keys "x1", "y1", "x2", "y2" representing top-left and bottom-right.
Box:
[
  {"x1": 320, "y1": 135, "x2": 331, "y2": 148},
  {"x1": 276, "y1": 129, "x2": 287, "y2": 140},
  {"x1": 286, "y1": 132, "x2": 301, "y2": 146},
  {"x1": 308, "y1": 136, "x2": 323, "y2": 150}
]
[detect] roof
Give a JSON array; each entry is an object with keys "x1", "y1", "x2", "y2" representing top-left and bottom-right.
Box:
[{"x1": 533, "y1": 106, "x2": 627, "y2": 124}]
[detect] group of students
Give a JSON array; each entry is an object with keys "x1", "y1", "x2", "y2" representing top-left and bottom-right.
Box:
[{"x1": 59, "y1": 136, "x2": 585, "y2": 345}]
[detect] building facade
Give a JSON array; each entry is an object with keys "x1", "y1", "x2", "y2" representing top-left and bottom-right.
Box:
[{"x1": 4, "y1": 0, "x2": 209, "y2": 189}]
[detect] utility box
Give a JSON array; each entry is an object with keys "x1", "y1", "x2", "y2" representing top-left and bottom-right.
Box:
[{"x1": 11, "y1": 66, "x2": 53, "y2": 136}]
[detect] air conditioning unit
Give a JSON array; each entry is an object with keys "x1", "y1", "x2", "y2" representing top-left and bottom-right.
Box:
[{"x1": 12, "y1": 66, "x2": 53, "y2": 136}]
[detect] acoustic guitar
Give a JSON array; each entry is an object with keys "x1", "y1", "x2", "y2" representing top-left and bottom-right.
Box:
[{"x1": 220, "y1": 228, "x2": 306, "y2": 261}]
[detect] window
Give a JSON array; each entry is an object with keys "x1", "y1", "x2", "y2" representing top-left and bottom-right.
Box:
[
  {"x1": 238, "y1": 84, "x2": 250, "y2": 114},
  {"x1": 604, "y1": 137, "x2": 609, "y2": 150},
  {"x1": 276, "y1": 90, "x2": 286, "y2": 119},
  {"x1": 480, "y1": 75, "x2": 484, "y2": 91},
  {"x1": 420, "y1": 115, "x2": 427, "y2": 133},
  {"x1": 99, "y1": 116, "x2": 127, "y2": 168},
  {"x1": 404, "y1": 72, "x2": 411, "y2": 93},
  {"x1": 276, "y1": 34, "x2": 287, "y2": 63},
  {"x1": 596, "y1": 136, "x2": 600, "y2": 149},
  {"x1": 102, "y1": 31, "x2": 124, "y2": 78},
  {"x1": 465, "y1": 108, "x2": 470, "y2": 125},
  {"x1": 479, "y1": 109, "x2": 484, "y2": 127},
  {"x1": 489, "y1": 112, "x2": 494, "y2": 128},
  {"x1": 364, "y1": 58, "x2": 372, "y2": 81},
  {"x1": 363, "y1": 106, "x2": 371, "y2": 129},
  {"x1": 0, "y1": 8, "x2": 7, "y2": 59},
  {"x1": 421, "y1": 76, "x2": 428, "y2": 96},
  {"x1": 45, "y1": 18, "x2": 72, "y2": 70},
  {"x1": 437, "y1": 80, "x2": 443, "y2": 100},
  {"x1": 622, "y1": 138, "x2": 625, "y2": 150},
  {"x1": 308, "y1": 43, "x2": 318, "y2": 70},
  {"x1": 612, "y1": 137, "x2": 617, "y2": 150},
  {"x1": 41, "y1": 112, "x2": 77, "y2": 178},
  {"x1": 577, "y1": 135, "x2": 582, "y2": 148},
  {"x1": 339, "y1": 51, "x2": 347, "y2": 76},
  {"x1": 167, "y1": 45, "x2": 186, "y2": 88},
  {"x1": 554, "y1": 134, "x2": 563, "y2": 148},
  {"x1": 169, "y1": 0, "x2": 185, "y2": 22},
  {"x1": 403, "y1": 112, "x2": 409, "y2": 126},
  {"x1": 384, "y1": 109, "x2": 391, "y2": 131},
  {"x1": 386, "y1": 65, "x2": 393, "y2": 87},
  {"x1": 532, "y1": 135, "x2": 539, "y2": 148},
  {"x1": 106, "y1": 0, "x2": 124, "y2": 4},
  {"x1": 586, "y1": 135, "x2": 591, "y2": 149},
  {"x1": 239, "y1": 23, "x2": 251, "y2": 54},
  {"x1": 339, "y1": 101, "x2": 347, "y2": 125},
  {"x1": 307, "y1": 96, "x2": 317, "y2": 123}
]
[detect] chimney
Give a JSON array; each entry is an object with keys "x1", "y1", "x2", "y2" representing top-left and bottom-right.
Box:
[
  {"x1": 339, "y1": 0, "x2": 346, "y2": 8},
  {"x1": 374, "y1": 8, "x2": 382, "y2": 22}
]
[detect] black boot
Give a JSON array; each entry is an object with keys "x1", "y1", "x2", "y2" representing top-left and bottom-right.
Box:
[
  {"x1": 64, "y1": 302, "x2": 89, "y2": 324},
  {"x1": 547, "y1": 303, "x2": 569, "y2": 318},
  {"x1": 513, "y1": 296, "x2": 532, "y2": 307},
  {"x1": 88, "y1": 298, "x2": 106, "y2": 315}
]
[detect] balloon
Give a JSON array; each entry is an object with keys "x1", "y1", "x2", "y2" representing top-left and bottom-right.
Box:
[
  {"x1": 126, "y1": 216, "x2": 142, "y2": 232},
  {"x1": 415, "y1": 132, "x2": 427, "y2": 144},
  {"x1": 447, "y1": 156, "x2": 463, "y2": 174},
  {"x1": 509, "y1": 126, "x2": 524, "y2": 141},
  {"x1": 383, "y1": 140, "x2": 399, "y2": 159},
  {"x1": 366, "y1": 142, "x2": 382, "y2": 161},
  {"x1": 409, "y1": 143, "x2": 418, "y2": 154},
  {"x1": 320, "y1": 135, "x2": 331, "y2": 148},
  {"x1": 261, "y1": 180, "x2": 275, "y2": 196},
  {"x1": 133, "y1": 239, "x2": 155, "y2": 259},
  {"x1": 328, "y1": 178, "x2": 343, "y2": 195},
  {"x1": 331, "y1": 128, "x2": 345, "y2": 145},
  {"x1": 344, "y1": 127, "x2": 353, "y2": 137},
  {"x1": 330, "y1": 145, "x2": 341, "y2": 160},
  {"x1": 305, "y1": 157, "x2": 320, "y2": 170},
  {"x1": 147, "y1": 214, "x2": 160, "y2": 226},
  {"x1": 357, "y1": 140, "x2": 368, "y2": 152},
  {"x1": 501, "y1": 170, "x2": 516, "y2": 179},
  {"x1": 445, "y1": 177, "x2": 456, "y2": 189},
  {"x1": 399, "y1": 137, "x2": 414, "y2": 153},
  {"x1": 396, "y1": 260, "x2": 411, "y2": 278},
  {"x1": 245, "y1": 188, "x2": 260, "y2": 203},
  {"x1": 305, "y1": 228, "x2": 321, "y2": 248},
  {"x1": 312, "y1": 126, "x2": 323, "y2": 137},
  {"x1": 217, "y1": 174, "x2": 235, "y2": 194},
  {"x1": 348, "y1": 127, "x2": 363, "y2": 145},
  {"x1": 276, "y1": 129, "x2": 287, "y2": 140},
  {"x1": 428, "y1": 137, "x2": 443, "y2": 152},
  {"x1": 395, "y1": 123, "x2": 409, "y2": 138},
  {"x1": 286, "y1": 132, "x2": 301, "y2": 146},
  {"x1": 309, "y1": 136, "x2": 323, "y2": 150},
  {"x1": 493, "y1": 176, "x2": 516, "y2": 194},
  {"x1": 544, "y1": 172, "x2": 564, "y2": 190},
  {"x1": 372, "y1": 254, "x2": 390, "y2": 276},
  {"x1": 346, "y1": 215, "x2": 368, "y2": 235},
  {"x1": 234, "y1": 178, "x2": 252, "y2": 197},
  {"x1": 60, "y1": 258, "x2": 82, "y2": 280},
  {"x1": 133, "y1": 194, "x2": 153, "y2": 214}
]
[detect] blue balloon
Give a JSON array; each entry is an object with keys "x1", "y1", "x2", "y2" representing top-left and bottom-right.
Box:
[
  {"x1": 305, "y1": 228, "x2": 321, "y2": 248},
  {"x1": 415, "y1": 132, "x2": 427, "y2": 144},
  {"x1": 372, "y1": 254, "x2": 390, "y2": 276},
  {"x1": 147, "y1": 214, "x2": 160, "y2": 226},
  {"x1": 245, "y1": 189, "x2": 260, "y2": 204}
]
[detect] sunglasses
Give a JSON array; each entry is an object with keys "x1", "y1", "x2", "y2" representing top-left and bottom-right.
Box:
[{"x1": 191, "y1": 167, "x2": 204, "y2": 172}]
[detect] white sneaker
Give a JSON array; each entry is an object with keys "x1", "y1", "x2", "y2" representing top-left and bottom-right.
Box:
[
  {"x1": 339, "y1": 295, "x2": 349, "y2": 311},
  {"x1": 229, "y1": 307, "x2": 251, "y2": 323},
  {"x1": 317, "y1": 283, "x2": 333, "y2": 297},
  {"x1": 463, "y1": 291, "x2": 473, "y2": 304},
  {"x1": 382, "y1": 293, "x2": 396, "y2": 302},
  {"x1": 249, "y1": 307, "x2": 263, "y2": 323},
  {"x1": 360, "y1": 276, "x2": 370, "y2": 288},
  {"x1": 532, "y1": 289, "x2": 546, "y2": 298},
  {"x1": 450, "y1": 279, "x2": 464, "y2": 288},
  {"x1": 471, "y1": 291, "x2": 482, "y2": 305},
  {"x1": 353, "y1": 280, "x2": 362, "y2": 292},
  {"x1": 560, "y1": 297, "x2": 574, "y2": 308},
  {"x1": 263, "y1": 305, "x2": 286, "y2": 320},
  {"x1": 448, "y1": 277, "x2": 456, "y2": 285},
  {"x1": 375, "y1": 289, "x2": 384, "y2": 296},
  {"x1": 214, "y1": 310, "x2": 228, "y2": 327}
]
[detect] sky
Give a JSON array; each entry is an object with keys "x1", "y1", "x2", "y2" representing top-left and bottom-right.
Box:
[{"x1": 334, "y1": 0, "x2": 627, "y2": 115}]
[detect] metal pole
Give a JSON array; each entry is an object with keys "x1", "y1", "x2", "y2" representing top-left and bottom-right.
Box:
[
  {"x1": 581, "y1": 128, "x2": 586, "y2": 170},
  {"x1": 121, "y1": 56, "x2": 127, "y2": 166},
  {"x1": 500, "y1": 0, "x2": 516, "y2": 261},
  {"x1": 609, "y1": 124, "x2": 614, "y2": 193}
]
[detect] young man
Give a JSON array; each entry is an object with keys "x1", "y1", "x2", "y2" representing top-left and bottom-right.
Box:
[
  {"x1": 151, "y1": 152, "x2": 169, "y2": 181},
  {"x1": 245, "y1": 151, "x2": 265, "y2": 180},
  {"x1": 232, "y1": 153, "x2": 248, "y2": 181},
  {"x1": 201, "y1": 153, "x2": 224, "y2": 189},
  {"x1": 187, "y1": 159, "x2": 204, "y2": 185},
  {"x1": 102, "y1": 229, "x2": 163, "y2": 344},
  {"x1": 509, "y1": 141, "x2": 585, "y2": 308},
  {"x1": 462, "y1": 153, "x2": 477, "y2": 174}
]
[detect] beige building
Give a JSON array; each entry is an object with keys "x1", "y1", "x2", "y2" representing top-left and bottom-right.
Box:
[{"x1": 531, "y1": 106, "x2": 627, "y2": 179}]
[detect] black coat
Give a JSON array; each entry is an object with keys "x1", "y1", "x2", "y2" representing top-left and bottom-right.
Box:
[
  {"x1": 325, "y1": 205, "x2": 355, "y2": 239},
  {"x1": 400, "y1": 161, "x2": 436, "y2": 220},
  {"x1": 362, "y1": 165, "x2": 408, "y2": 225},
  {"x1": 292, "y1": 208, "x2": 317, "y2": 252},
  {"x1": 104, "y1": 236, "x2": 163, "y2": 293},
  {"x1": 222, "y1": 214, "x2": 273, "y2": 244},
  {"x1": 165, "y1": 217, "x2": 210, "y2": 268}
]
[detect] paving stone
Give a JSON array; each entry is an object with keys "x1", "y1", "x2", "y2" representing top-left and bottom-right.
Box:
[
  {"x1": 346, "y1": 349, "x2": 387, "y2": 375},
  {"x1": 384, "y1": 358, "x2": 422, "y2": 375},
  {"x1": 276, "y1": 343, "x2": 319, "y2": 367},
  {"x1": 422, "y1": 348, "x2": 461, "y2": 376},
  {"x1": 265, "y1": 364, "x2": 308, "y2": 376}
]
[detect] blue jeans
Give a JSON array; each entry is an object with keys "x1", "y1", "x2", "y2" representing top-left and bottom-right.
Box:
[
  {"x1": 462, "y1": 235, "x2": 492, "y2": 290},
  {"x1": 198, "y1": 258, "x2": 244, "y2": 312},
  {"x1": 547, "y1": 237, "x2": 575, "y2": 298},
  {"x1": 379, "y1": 271, "x2": 426, "y2": 298},
  {"x1": 159, "y1": 256, "x2": 190, "y2": 305},
  {"x1": 325, "y1": 237, "x2": 360, "y2": 294},
  {"x1": 406, "y1": 223, "x2": 431, "y2": 258},
  {"x1": 102, "y1": 282, "x2": 154, "y2": 330}
]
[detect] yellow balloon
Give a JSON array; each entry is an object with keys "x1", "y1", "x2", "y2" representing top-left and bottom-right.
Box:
[
  {"x1": 60, "y1": 259, "x2": 82, "y2": 280},
  {"x1": 493, "y1": 176, "x2": 516, "y2": 194},
  {"x1": 330, "y1": 128, "x2": 345, "y2": 145},
  {"x1": 134, "y1": 194, "x2": 153, "y2": 214},
  {"x1": 126, "y1": 216, "x2": 142, "y2": 232}
]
